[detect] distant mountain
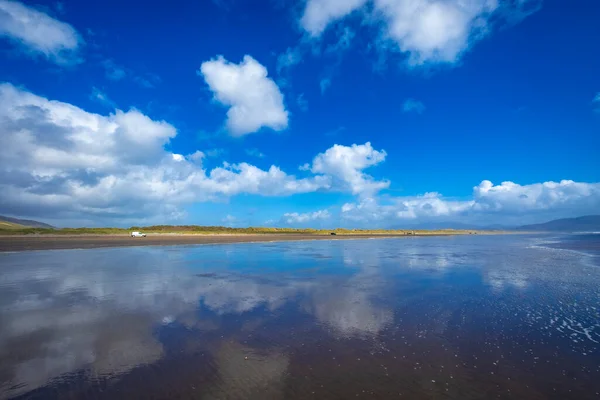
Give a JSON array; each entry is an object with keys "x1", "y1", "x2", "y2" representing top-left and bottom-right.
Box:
[
  {"x1": 0, "y1": 215, "x2": 54, "y2": 229},
  {"x1": 517, "y1": 215, "x2": 600, "y2": 232},
  {"x1": 392, "y1": 221, "x2": 510, "y2": 230}
]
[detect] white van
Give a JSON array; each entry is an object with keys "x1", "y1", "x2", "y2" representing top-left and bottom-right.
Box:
[{"x1": 131, "y1": 231, "x2": 146, "y2": 237}]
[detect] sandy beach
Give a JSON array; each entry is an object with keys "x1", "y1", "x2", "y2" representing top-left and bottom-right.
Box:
[{"x1": 0, "y1": 233, "x2": 440, "y2": 252}]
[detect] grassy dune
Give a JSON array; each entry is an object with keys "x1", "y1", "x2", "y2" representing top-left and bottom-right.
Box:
[
  {"x1": 0, "y1": 224, "x2": 486, "y2": 236},
  {"x1": 0, "y1": 221, "x2": 26, "y2": 229}
]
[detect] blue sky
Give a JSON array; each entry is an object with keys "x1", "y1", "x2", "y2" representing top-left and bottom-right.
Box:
[{"x1": 0, "y1": 0, "x2": 599, "y2": 228}]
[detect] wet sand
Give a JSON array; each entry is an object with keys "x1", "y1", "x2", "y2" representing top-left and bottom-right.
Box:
[
  {"x1": 1, "y1": 235, "x2": 598, "y2": 399},
  {"x1": 0, "y1": 233, "x2": 449, "y2": 252}
]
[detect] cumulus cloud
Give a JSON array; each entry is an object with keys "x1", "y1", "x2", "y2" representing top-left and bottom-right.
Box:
[
  {"x1": 0, "y1": 83, "x2": 330, "y2": 224},
  {"x1": 472, "y1": 180, "x2": 600, "y2": 214},
  {"x1": 282, "y1": 209, "x2": 330, "y2": 224},
  {"x1": 199, "y1": 55, "x2": 289, "y2": 136},
  {"x1": 341, "y1": 180, "x2": 600, "y2": 225},
  {"x1": 300, "y1": 0, "x2": 540, "y2": 66},
  {"x1": 305, "y1": 142, "x2": 389, "y2": 196},
  {"x1": 403, "y1": 98, "x2": 425, "y2": 114},
  {"x1": 0, "y1": 0, "x2": 81, "y2": 64},
  {"x1": 2, "y1": 84, "x2": 595, "y2": 227}
]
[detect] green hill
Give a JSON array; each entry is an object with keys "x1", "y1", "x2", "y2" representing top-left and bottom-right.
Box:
[{"x1": 0, "y1": 216, "x2": 54, "y2": 229}]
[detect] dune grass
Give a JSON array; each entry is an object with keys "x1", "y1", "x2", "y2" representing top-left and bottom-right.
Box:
[
  {"x1": 0, "y1": 224, "x2": 484, "y2": 236},
  {"x1": 0, "y1": 221, "x2": 26, "y2": 229}
]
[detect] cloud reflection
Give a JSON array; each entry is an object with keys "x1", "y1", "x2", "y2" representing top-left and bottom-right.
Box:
[
  {"x1": 1, "y1": 236, "x2": 588, "y2": 397},
  {"x1": 0, "y1": 243, "x2": 394, "y2": 396}
]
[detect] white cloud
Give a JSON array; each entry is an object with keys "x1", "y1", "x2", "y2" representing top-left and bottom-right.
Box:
[
  {"x1": 593, "y1": 92, "x2": 600, "y2": 112},
  {"x1": 282, "y1": 209, "x2": 330, "y2": 224},
  {"x1": 402, "y1": 98, "x2": 425, "y2": 114},
  {"x1": 300, "y1": 0, "x2": 540, "y2": 66},
  {"x1": 341, "y1": 180, "x2": 600, "y2": 225},
  {"x1": 301, "y1": 0, "x2": 368, "y2": 37},
  {"x1": 374, "y1": 0, "x2": 497, "y2": 65},
  {"x1": 188, "y1": 150, "x2": 205, "y2": 163},
  {"x1": 2, "y1": 84, "x2": 595, "y2": 227},
  {"x1": 0, "y1": 83, "x2": 330, "y2": 224},
  {"x1": 472, "y1": 180, "x2": 600, "y2": 213},
  {"x1": 199, "y1": 55, "x2": 289, "y2": 136},
  {"x1": 0, "y1": 0, "x2": 81, "y2": 64},
  {"x1": 306, "y1": 142, "x2": 389, "y2": 196}
]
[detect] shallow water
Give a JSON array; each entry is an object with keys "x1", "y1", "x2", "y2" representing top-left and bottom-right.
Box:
[{"x1": 0, "y1": 234, "x2": 599, "y2": 399}]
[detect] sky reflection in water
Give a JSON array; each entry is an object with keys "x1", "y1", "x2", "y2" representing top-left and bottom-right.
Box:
[{"x1": 0, "y1": 235, "x2": 599, "y2": 399}]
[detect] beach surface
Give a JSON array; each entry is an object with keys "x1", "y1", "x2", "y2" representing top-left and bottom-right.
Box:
[
  {"x1": 1, "y1": 234, "x2": 598, "y2": 399},
  {"x1": 0, "y1": 233, "x2": 448, "y2": 252}
]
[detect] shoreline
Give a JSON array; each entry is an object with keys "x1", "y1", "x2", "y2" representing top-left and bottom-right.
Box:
[{"x1": 0, "y1": 232, "x2": 509, "y2": 252}]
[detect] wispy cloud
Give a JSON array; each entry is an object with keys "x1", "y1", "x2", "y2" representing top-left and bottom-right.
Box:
[
  {"x1": 133, "y1": 73, "x2": 161, "y2": 89},
  {"x1": 325, "y1": 26, "x2": 355, "y2": 54},
  {"x1": 320, "y1": 77, "x2": 331, "y2": 94},
  {"x1": 54, "y1": 1, "x2": 65, "y2": 14},
  {"x1": 282, "y1": 210, "x2": 330, "y2": 224},
  {"x1": 205, "y1": 148, "x2": 226, "y2": 158},
  {"x1": 324, "y1": 126, "x2": 346, "y2": 137},
  {"x1": 245, "y1": 148, "x2": 265, "y2": 158},
  {"x1": 403, "y1": 98, "x2": 425, "y2": 114},
  {"x1": 277, "y1": 46, "x2": 303, "y2": 74},
  {"x1": 297, "y1": 93, "x2": 308, "y2": 112},
  {"x1": 101, "y1": 59, "x2": 126, "y2": 81},
  {"x1": 210, "y1": 0, "x2": 232, "y2": 11},
  {"x1": 89, "y1": 87, "x2": 116, "y2": 108},
  {"x1": 101, "y1": 59, "x2": 160, "y2": 88},
  {"x1": 593, "y1": 92, "x2": 600, "y2": 112},
  {"x1": 222, "y1": 214, "x2": 238, "y2": 226}
]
